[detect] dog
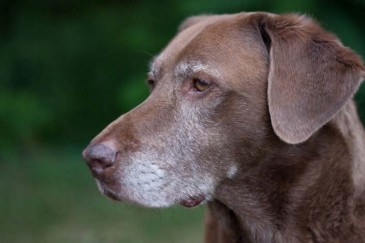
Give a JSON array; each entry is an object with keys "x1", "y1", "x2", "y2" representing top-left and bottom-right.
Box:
[{"x1": 83, "y1": 12, "x2": 365, "y2": 242}]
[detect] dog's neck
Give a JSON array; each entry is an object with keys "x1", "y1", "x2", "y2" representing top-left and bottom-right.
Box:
[{"x1": 211, "y1": 101, "x2": 365, "y2": 242}]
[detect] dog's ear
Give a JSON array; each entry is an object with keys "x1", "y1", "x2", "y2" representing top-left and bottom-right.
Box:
[
  {"x1": 254, "y1": 14, "x2": 365, "y2": 144},
  {"x1": 178, "y1": 15, "x2": 214, "y2": 32}
]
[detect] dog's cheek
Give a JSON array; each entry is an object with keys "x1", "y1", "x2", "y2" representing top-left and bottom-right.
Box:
[
  {"x1": 118, "y1": 150, "x2": 218, "y2": 207},
  {"x1": 175, "y1": 102, "x2": 237, "y2": 180},
  {"x1": 121, "y1": 154, "x2": 176, "y2": 207}
]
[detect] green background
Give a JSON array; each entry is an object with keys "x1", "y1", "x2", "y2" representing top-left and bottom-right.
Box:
[{"x1": 1, "y1": 0, "x2": 364, "y2": 242}]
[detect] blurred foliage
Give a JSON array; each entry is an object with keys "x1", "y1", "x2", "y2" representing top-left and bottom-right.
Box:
[
  {"x1": 0, "y1": 0, "x2": 365, "y2": 150},
  {"x1": 1, "y1": 1, "x2": 365, "y2": 242}
]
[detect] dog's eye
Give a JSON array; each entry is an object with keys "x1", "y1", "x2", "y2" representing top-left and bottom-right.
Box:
[
  {"x1": 192, "y1": 78, "x2": 210, "y2": 92},
  {"x1": 147, "y1": 79, "x2": 156, "y2": 91}
]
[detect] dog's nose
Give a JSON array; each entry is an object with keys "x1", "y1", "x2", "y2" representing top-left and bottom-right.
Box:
[{"x1": 82, "y1": 143, "x2": 117, "y2": 175}]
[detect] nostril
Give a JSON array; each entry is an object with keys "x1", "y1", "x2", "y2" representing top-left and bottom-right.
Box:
[{"x1": 83, "y1": 143, "x2": 117, "y2": 172}]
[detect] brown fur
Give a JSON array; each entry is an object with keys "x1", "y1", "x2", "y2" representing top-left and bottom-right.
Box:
[{"x1": 83, "y1": 12, "x2": 365, "y2": 242}]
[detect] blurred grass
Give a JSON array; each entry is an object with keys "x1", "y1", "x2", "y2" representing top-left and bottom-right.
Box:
[{"x1": 0, "y1": 147, "x2": 204, "y2": 243}]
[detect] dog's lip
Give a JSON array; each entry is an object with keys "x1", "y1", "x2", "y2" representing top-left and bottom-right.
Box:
[
  {"x1": 97, "y1": 180, "x2": 123, "y2": 201},
  {"x1": 104, "y1": 189, "x2": 121, "y2": 201},
  {"x1": 179, "y1": 195, "x2": 206, "y2": 208},
  {"x1": 98, "y1": 180, "x2": 206, "y2": 207}
]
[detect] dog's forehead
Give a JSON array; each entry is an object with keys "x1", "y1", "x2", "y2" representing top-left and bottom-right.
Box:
[
  {"x1": 151, "y1": 15, "x2": 237, "y2": 74},
  {"x1": 151, "y1": 13, "x2": 268, "y2": 91}
]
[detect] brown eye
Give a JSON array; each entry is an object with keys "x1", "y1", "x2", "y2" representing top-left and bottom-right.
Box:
[
  {"x1": 192, "y1": 78, "x2": 210, "y2": 92},
  {"x1": 147, "y1": 79, "x2": 155, "y2": 91}
]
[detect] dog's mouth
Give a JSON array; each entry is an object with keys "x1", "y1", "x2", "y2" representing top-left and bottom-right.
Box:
[
  {"x1": 96, "y1": 180, "x2": 122, "y2": 200},
  {"x1": 104, "y1": 189, "x2": 120, "y2": 201}
]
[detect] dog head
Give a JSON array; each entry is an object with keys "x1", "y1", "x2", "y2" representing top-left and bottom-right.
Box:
[{"x1": 83, "y1": 12, "x2": 364, "y2": 208}]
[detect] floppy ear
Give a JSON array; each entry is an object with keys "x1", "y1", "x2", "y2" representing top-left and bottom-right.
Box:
[{"x1": 256, "y1": 14, "x2": 365, "y2": 144}]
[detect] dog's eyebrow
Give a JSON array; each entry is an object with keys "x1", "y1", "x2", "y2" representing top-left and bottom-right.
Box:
[
  {"x1": 149, "y1": 57, "x2": 165, "y2": 80},
  {"x1": 148, "y1": 58, "x2": 158, "y2": 78},
  {"x1": 174, "y1": 61, "x2": 223, "y2": 81}
]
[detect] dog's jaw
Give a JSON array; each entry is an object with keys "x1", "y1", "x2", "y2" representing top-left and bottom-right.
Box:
[{"x1": 95, "y1": 150, "x2": 219, "y2": 208}]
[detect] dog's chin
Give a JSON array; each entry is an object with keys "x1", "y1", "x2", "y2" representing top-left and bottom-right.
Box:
[
  {"x1": 179, "y1": 195, "x2": 206, "y2": 208},
  {"x1": 96, "y1": 180, "x2": 207, "y2": 208},
  {"x1": 95, "y1": 181, "x2": 150, "y2": 207}
]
